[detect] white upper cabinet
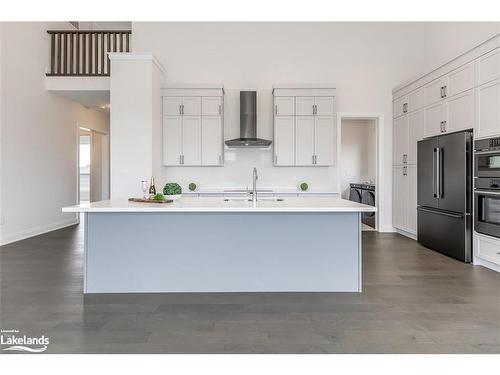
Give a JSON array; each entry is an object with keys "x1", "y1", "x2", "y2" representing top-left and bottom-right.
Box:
[
  {"x1": 274, "y1": 97, "x2": 295, "y2": 116},
  {"x1": 408, "y1": 88, "x2": 424, "y2": 113},
  {"x1": 201, "y1": 116, "x2": 223, "y2": 165},
  {"x1": 314, "y1": 116, "x2": 335, "y2": 166},
  {"x1": 475, "y1": 78, "x2": 500, "y2": 139},
  {"x1": 393, "y1": 116, "x2": 409, "y2": 166},
  {"x1": 447, "y1": 62, "x2": 474, "y2": 97},
  {"x1": 423, "y1": 102, "x2": 446, "y2": 137},
  {"x1": 163, "y1": 97, "x2": 183, "y2": 115},
  {"x1": 182, "y1": 116, "x2": 202, "y2": 165},
  {"x1": 274, "y1": 116, "x2": 295, "y2": 166},
  {"x1": 315, "y1": 97, "x2": 335, "y2": 116},
  {"x1": 162, "y1": 87, "x2": 224, "y2": 166},
  {"x1": 202, "y1": 97, "x2": 222, "y2": 116},
  {"x1": 182, "y1": 97, "x2": 201, "y2": 116},
  {"x1": 295, "y1": 116, "x2": 315, "y2": 165},
  {"x1": 424, "y1": 76, "x2": 448, "y2": 106},
  {"x1": 273, "y1": 87, "x2": 336, "y2": 167},
  {"x1": 295, "y1": 97, "x2": 314, "y2": 115},
  {"x1": 393, "y1": 96, "x2": 407, "y2": 118},
  {"x1": 408, "y1": 110, "x2": 423, "y2": 165},
  {"x1": 163, "y1": 116, "x2": 182, "y2": 165},
  {"x1": 476, "y1": 47, "x2": 500, "y2": 86},
  {"x1": 447, "y1": 89, "x2": 474, "y2": 133}
]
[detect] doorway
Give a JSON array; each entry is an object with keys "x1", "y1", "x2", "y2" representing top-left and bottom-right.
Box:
[
  {"x1": 337, "y1": 114, "x2": 381, "y2": 231},
  {"x1": 78, "y1": 127, "x2": 110, "y2": 204}
]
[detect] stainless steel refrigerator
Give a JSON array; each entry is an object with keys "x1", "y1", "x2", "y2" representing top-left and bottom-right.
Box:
[{"x1": 417, "y1": 130, "x2": 473, "y2": 262}]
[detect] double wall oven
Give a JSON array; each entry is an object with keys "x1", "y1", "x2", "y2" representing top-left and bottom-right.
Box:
[{"x1": 474, "y1": 136, "x2": 500, "y2": 239}]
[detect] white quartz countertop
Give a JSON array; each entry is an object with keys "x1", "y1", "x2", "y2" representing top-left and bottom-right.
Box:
[{"x1": 63, "y1": 196, "x2": 377, "y2": 213}]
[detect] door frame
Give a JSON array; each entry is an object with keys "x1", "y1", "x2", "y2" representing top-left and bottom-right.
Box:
[{"x1": 336, "y1": 113, "x2": 384, "y2": 232}]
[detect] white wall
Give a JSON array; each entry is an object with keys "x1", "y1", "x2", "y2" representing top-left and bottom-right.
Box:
[
  {"x1": 340, "y1": 119, "x2": 376, "y2": 199},
  {"x1": 423, "y1": 22, "x2": 500, "y2": 71},
  {"x1": 132, "y1": 22, "x2": 426, "y2": 231},
  {"x1": 0, "y1": 22, "x2": 109, "y2": 245}
]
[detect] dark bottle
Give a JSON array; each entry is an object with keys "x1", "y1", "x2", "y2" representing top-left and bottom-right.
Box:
[{"x1": 149, "y1": 177, "x2": 156, "y2": 196}]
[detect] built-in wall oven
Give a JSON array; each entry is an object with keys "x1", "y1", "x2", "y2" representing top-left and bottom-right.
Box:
[{"x1": 474, "y1": 136, "x2": 500, "y2": 238}]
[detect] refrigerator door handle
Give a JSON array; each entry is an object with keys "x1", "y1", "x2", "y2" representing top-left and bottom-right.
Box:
[
  {"x1": 417, "y1": 207, "x2": 463, "y2": 219},
  {"x1": 435, "y1": 147, "x2": 441, "y2": 198},
  {"x1": 433, "y1": 148, "x2": 437, "y2": 197}
]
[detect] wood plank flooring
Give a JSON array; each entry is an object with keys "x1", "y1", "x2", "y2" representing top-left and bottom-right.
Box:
[{"x1": 1, "y1": 224, "x2": 499, "y2": 353}]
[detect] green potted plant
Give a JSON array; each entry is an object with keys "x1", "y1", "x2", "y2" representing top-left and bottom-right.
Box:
[
  {"x1": 188, "y1": 182, "x2": 197, "y2": 192},
  {"x1": 163, "y1": 182, "x2": 182, "y2": 200},
  {"x1": 300, "y1": 182, "x2": 309, "y2": 191}
]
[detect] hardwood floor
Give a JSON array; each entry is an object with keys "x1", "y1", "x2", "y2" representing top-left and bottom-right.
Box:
[{"x1": 1, "y1": 224, "x2": 499, "y2": 354}]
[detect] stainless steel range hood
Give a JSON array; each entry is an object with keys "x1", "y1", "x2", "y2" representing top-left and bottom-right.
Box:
[{"x1": 225, "y1": 91, "x2": 272, "y2": 148}]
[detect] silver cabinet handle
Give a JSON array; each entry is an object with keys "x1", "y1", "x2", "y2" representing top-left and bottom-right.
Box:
[
  {"x1": 312, "y1": 155, "x2": 315, "y2": 164},
  {"x1": 275, "y1": 104, "x2": 278, "y2": 115},
  {"x1": 440, "y1": 86, "x2": 444, "y2": 98},
  {"x1": 218, "y1": 105, "x2": 221, "y2": 115},
  {"x1": 179, "y1": 155, "x2": 182, "y2": 164},
  {"x1": 443, "y1": 120, "x2": 447, "y2": 132},
  {"x1": 436, "y1": 147, "x2": 441, "y2": 198},
  {"x1": 179, "y1": 104, "x2": 182, "y2": 115},
  {"x1": 443, "y1": 85, "x2": 447, "y2": 98},
  {"x1": 182, "y1": 104, "x2": 185, "y2": 115},
  {"x1": 274, "y1": 155, "x2": 278, "y2": 164}
]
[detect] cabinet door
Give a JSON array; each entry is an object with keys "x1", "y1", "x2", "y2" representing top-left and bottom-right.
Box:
[
  {"x1": 274, "y1": 116, "x2": 295, "y2": 166},
  {"x1": 408, "y1": 111, "x2": 423, "y2": 165},
  {"x1": 408, "y1": 89, "x2": 423, "y2": 113},
  {"x1": 201, "y1": 116, "x2": 223, "y2": 165},
  {"x1": 182, "y1": 97, "x2": 201, "y2": 116},
  {"x1": 475, "y1": 78, "x2": 500, "y2": 139},
  {"x1": 202, "y1": 97, "x2": 222, "y2": 116},
  {"x1": 393, "y1": 166, "x2": 407, "y2": 230},
  {"x1": 295, "y1": 97, "x2": 314, "y2": 115},
  {"x1": 182, "y1": 116, "x2": 202, "y2": 165},
  {"x1": 163, "y1": 97, "x2": 183, "y2": 116},
  {"x1": 393, "y1": 115, "x2": 409, "y2": 166},
  {"x1": 314, "y1": 116, "x2": 335, "y2": 166},
  {"x1": 424, "y1": 77, "x2": 447, "y2": 106},
  {"x1": 447, "y1": 62, "x2": 474, "y2": 97},
  {"x1": 162, "y1": 116, "x2": 182, "y2": 165},
  {"x1": 295, "y1": 116, "x2": 314, "y2": 165},
  {"x1": 476, "y1": 47, "x2": 500, "y2": 86},
  {"x1": 315, "y1": 97, "x2": 334, "y2": 116},
  {"x1": 393, "y1": 96, "x2": 407, "y2": 118},
  {"x1": 424, "y1": 102, "x2": 446, "y2": 137},
  {"x1": 406, "y1": 165, "x2": 417, "y2": 235},
  {"x1": 274, "y1": 97, "x2": 295, "y2": 116},
  {"x1": 447, "y1": 89, "x2": 474, "y2": 133}
]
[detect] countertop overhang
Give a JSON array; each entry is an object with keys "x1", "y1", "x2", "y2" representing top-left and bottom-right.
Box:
[{"x1": 63, "y1": 197, "x2": 377, "y2": 213}]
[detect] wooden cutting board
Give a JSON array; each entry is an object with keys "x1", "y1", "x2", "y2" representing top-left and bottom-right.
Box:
[{"x1": 128, "y1": 198, "x2": 173, "y2": 204}]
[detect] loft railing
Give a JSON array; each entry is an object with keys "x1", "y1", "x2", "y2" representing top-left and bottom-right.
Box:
[{"x1": 46, "y1": 30, "x2": 131, "y2": 76}]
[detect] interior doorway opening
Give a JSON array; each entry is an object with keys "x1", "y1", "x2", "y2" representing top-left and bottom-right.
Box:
[
  {"x1": 337, "y1": 114, "x2": 382, "y2": 232},
  {"x1": 78, "y1": 126, "x2": 110, "y2": 205}
]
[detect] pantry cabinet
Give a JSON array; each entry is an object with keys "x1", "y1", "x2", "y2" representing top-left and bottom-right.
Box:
[
  {"x1": 475, "y1": 78, "x2": 500, "y2": 139},
  {"x1": 273, "y1": 86, "x2": 336, "y2": 167},
  {"x1": 392, "y1": 165, "x2": 417, "y2": 235},
  {"x1": 161, "y1": 87, "x2": 224, "y2": 166}
]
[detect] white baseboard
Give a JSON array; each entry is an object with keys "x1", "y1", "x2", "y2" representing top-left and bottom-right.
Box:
[
  {"x1": 395, "y1": 228, "x2": 417, "y2": 240},
  {"x1": 379, "y1": 225, "x2": 397, "y2": 233},
  {"x1": 473, "y1": 257, "x2": 500, "y2": 273},
  {"x1": 0, "y1": 218, "x2": 79, "y2": 246}
]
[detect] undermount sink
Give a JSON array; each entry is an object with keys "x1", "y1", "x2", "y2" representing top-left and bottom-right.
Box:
[{"x1": 223, "y1": 197, "x2": 285, "y2": 202}]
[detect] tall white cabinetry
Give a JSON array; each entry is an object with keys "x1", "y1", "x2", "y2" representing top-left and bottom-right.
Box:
[
  {"x1": 162, "y1": 86, "x2": 224, "y2": 166},
  {"x1": 392, "y1": 35, "x2": 500, "y2": 261},
  {"x1": 392, "y1": 88, "x2": 423, "y2": 236},
  {"x1": 272, "y1": 87, "x2": 336, "y2": 167}
]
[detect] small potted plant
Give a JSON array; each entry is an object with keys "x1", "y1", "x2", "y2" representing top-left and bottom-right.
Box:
[
  {"x1": 163, "y1": 182, "x2": 182, "y2": 200},
  {"x1": 300, "y1": 182, "x2": 309, "y2": 192},
  {"x1": 188, "y1": 182, "x2": 197, "y2": 192}
]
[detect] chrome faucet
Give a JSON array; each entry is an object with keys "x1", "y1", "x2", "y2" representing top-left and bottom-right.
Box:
[{"x1": 252, "y1": 167, "x2": 258, "y2": 203}]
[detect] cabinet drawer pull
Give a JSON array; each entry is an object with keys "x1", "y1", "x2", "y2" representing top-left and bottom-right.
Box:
[
  {"x1": 275, "y1": 104, "x2": 278, "y2": 115},
  {"x1": 443, "y1": 85, "x2": 447, "y2": 98},
  {"x1": 274, "y1": 155, "x2": 278, "y2": 164},
  {"x1": 219, "y1": 105, "x2": 221, "y2": 115}
]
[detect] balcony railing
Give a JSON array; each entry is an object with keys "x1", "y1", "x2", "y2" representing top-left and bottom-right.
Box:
[{"x1": 46, "y1": 30, "x2": 131, "y2": 76}]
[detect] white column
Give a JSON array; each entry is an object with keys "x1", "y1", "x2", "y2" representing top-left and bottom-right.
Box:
[{"x1": 109, "y1": 53, "x2": 166, "y2": 198}]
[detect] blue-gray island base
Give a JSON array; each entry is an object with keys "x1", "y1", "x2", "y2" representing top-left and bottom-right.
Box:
[{"x1": 84, "y1": 211, "x2": 362, "y2": 293}]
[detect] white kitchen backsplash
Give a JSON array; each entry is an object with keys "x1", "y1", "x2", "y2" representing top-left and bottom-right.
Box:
[{"x1": 154, "y1": 146, "x2": 338, "y2": 192}]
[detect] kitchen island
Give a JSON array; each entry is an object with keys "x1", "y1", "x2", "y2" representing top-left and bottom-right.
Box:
[{"x1": 63, "y1": 196, "x2": 376, "y2": 293}]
